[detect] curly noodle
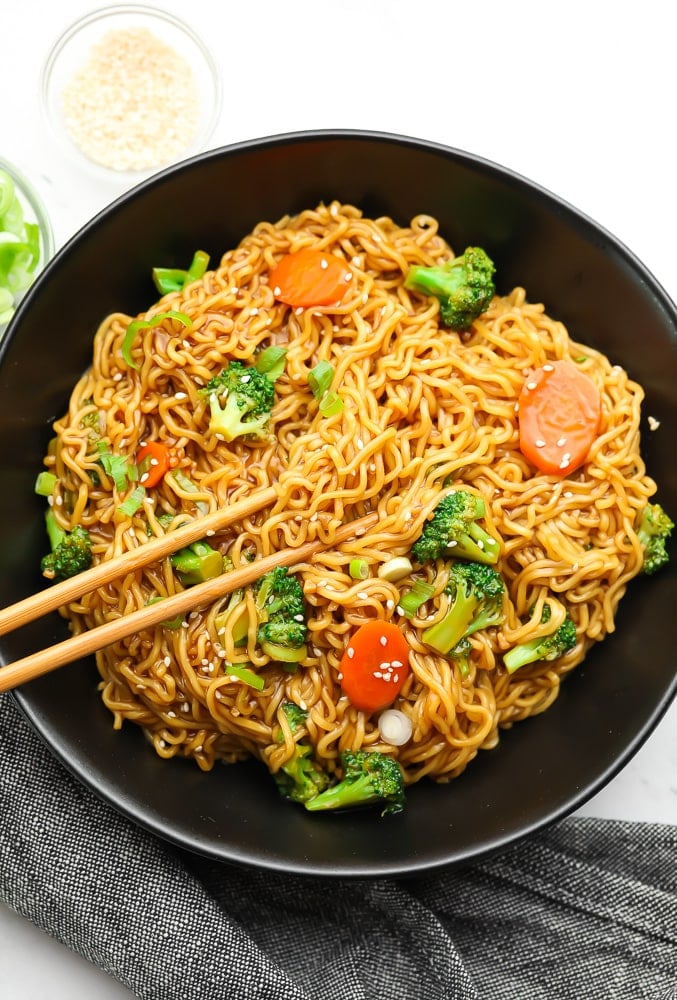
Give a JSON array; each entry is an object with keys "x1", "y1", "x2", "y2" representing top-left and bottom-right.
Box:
[{"x1": 44, "y1": 202, "x2": 655, "y2": 787}]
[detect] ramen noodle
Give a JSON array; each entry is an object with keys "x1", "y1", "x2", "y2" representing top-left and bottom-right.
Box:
[{"x1": 42, "y1": 202, "x2": 657, "y2": 795}]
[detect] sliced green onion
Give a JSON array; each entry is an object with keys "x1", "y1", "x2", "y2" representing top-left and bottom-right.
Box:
[
  {"x1": 34, "y1": 471, "x2": 57, "y2": 496},
  {"x1": 117, "y1": 485, "x2": 146, "y2": 517},
  {"x1": 147, "y1": 596, "x2": 184, "y2": 629},
  {"x1": 378, "y1": 709, "x2": 413, "y2": 746},
  {"x1": 0, "y1": 168, "x2": 43, "y2": 327},
  {"x1": 378, "y1": 556, "x2": 414, "y2": 582},
  {"x1": 97, "y1": 441, "x2": 130, "y2": 492},
  {"x1": 226, "y1": 664, "x2": 265, "y2": 690},
  {"x1": 308, "y1": 360, "x2": 334, "y2": 399},
  {"x1": 170, "y1": 469, "x2": 210, "y2": 515},
  {"x1": 318, "y1": 390, "x2": 344, "y2": 418},
  {"x1": 349, "y1": 558, "x2": 369, "y2": 580},
  {"x1": 152, "y1": 250, "x2": 210, "y2": 295},
  {"x1": 255, "y1": 345, "x2": 288, "y2": 380},
  {"x1": 122, "y1": 309, "x2": 191, "y2": 369},
  {"x1": 0, "y1": 171, "x2": 14, "y2": 216},
  {"x1": 0, "y1": 287, "x2": 13, "y2": 325},
  {"x1": 398, "y1": 579, "x2": 436, "y2": 617}
]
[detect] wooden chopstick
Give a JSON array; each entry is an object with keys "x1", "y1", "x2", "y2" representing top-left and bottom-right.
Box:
[
  {"x1": 0, "y1": 511, "x2": 378, "y2": 694},
  {"x1": 0, "y1": 485, "x2": 279, "y2": 638}
]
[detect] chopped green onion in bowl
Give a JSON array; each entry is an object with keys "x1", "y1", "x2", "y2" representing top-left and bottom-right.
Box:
[{"x1": 0, "y1": 158, "x2": 54, "y2": 337}]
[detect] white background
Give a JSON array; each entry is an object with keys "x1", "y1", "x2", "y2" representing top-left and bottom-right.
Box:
[{"x1": 3, "y1": 1, "x2": 676, "y2": 996}]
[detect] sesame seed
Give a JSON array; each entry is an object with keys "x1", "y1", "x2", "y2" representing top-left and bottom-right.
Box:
[
  {"x1": 543, "y1": 364, "x2": 554, "y2": 372},
  {"x1": 534, "y1": 439, "x2": 546, "y2": 448},
  {"x1": 357, "y1": 591, "x2": 369, "y2": 600},
  {"x1": 347, "y1": 647, "x2": 355, "y2": 659},
  {"x1": 206, "y1": 529, "x2": 215, "y2": 536},
  {"x1": 273, "y1": 286, "x2": 281, "y2": 295},
  {"x1": 344, "y1": 273, "x2": 352, "y2": 282},
  {"x1": 526, "y1": 381, "x2": 537, "y2": 391},
  {"x1": 163, "y1": 656, "x2": 171, "y2": 667},
  {"x1": 175, "y1": 392, "x2": 187, "y2": 400},
  {"x1": 295, "y1": 306, "x2": 304, "y2": 315},
  {"x1": 320, "y1": 259, "x2": 328, "y2": 269},
  {"x1": 560, "y1": 453, "x2": 571, "y2": 469},
  {"x1": 373, "y1": 671, "x2": 383, "y2": 679},
  {"x1": 379, "y1": 635, "x2": 388, "y2": 646},
  {"x1": 556, "y1": 436, "x2": 567, "y2": 447}
]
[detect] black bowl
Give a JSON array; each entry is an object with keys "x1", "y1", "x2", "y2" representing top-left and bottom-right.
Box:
[{"x1": 1, "y1": 130, "x2": 675, "y2": 876}]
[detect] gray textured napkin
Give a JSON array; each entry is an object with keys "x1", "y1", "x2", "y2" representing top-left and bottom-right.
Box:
[{"x1": 1, "y1": 689, "x2": 675, "y2": 1000}]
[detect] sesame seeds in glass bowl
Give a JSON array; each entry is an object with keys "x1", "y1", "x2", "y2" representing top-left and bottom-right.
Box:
[{"x1": 40, "y1": 4, "x2": 222, "y2": 184}]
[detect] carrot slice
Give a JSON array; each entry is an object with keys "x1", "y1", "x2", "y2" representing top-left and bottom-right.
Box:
[
  {"x1": 339, "y1": 620, "x2": 411, "y2": 713},
  {"x1": 270, "y1": 248, "x2": 352, "y2": 308},
  {"x1": 136, "y1": 441, "x2": 171, "y2": 488},
  {"x1": 517, "y1": 360, "x2": 602, "y2": 476}
]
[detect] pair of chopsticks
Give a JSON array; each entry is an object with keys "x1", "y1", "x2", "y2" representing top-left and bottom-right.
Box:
[{"x1": 0, "y1": 487, "x2": 377, "y2": 694}]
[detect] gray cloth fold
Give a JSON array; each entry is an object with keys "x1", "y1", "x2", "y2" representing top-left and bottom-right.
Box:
[{"x1": 1, "y1": 690, "x2": 675, "y2": 1000}]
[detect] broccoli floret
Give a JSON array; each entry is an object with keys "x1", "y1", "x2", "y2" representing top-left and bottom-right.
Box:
[
  {"x1": 304, "y1": 749, "x2": 406, "y2": 816},
  {"x1": 274, "y1": 702, "x2": 330, "y2": 804},
  {"x1": 171, "y1": 540, "x2": 223, "y2": 585},
  {"x1": 201, "y1": 361, "x2": 275, "y2": 443},
  {"x1": 41, "y1": 510, "x2": 93, "y2": 580},
  {"x1": 422, "y1": 561, "x2": 505, "y2": 655},
  {"x1": 504, "y1": 604, "x2": 577, "y2": 673},
  {"x1": 637, "y1": 502, "x2": 673, "y2": 575},
  {"x1": 450, "y1": 636, "x2": 473, "y2": 677},
  {"x1": 254, "y1": 567, "x2": 308, "y2": 664},
  {"x1": 412, "y1": 490, "x2": 500, "y2": 565},
  {"x1": 404, "y1": 246, "x2": 496, "y2": 331},
  {"x1": 257, "y1": 618, "x2": 307, "y2": 648}
]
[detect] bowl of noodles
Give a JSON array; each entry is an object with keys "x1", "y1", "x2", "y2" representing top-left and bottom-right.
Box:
[{"x1": 1, "y1": 130, "x2": 675, "y2": 876}]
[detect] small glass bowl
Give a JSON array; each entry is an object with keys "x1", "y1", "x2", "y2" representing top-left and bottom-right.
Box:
[
  {"x1": 0, "y1": 157, "x2": 55, "y2": 340},
  {"x1": 40, "y1": 4, "x2": 222, "y2": 185}
]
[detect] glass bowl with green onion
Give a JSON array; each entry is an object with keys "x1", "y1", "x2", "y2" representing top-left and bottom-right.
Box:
[{"x1": 0, "y1": 157, "x2": 54, "y2": 340}]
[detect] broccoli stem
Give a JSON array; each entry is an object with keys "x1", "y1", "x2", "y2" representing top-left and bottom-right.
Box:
[
  {"x1": 422, "y1": 589, "x2": 478, "y2": 655},
  {"x1": 171, "y1": 541, "x2": 223, "y2": 585},
  {"x1": 304, "y1": 774, "x2": 382, "y2": 812}
]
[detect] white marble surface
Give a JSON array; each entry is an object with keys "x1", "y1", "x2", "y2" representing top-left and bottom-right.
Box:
[{"x1": 2, "y1": 0, "x2": 676, "y2": 995}]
